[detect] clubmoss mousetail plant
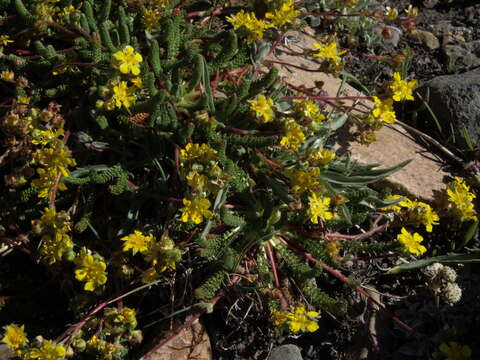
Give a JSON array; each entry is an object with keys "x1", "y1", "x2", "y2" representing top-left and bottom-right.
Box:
[{"x1": 1, "y1": 0, "x2": 476, "y2": 358}]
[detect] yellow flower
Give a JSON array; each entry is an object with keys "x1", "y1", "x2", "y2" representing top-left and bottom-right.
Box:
[
  {"x1": 265, "y1": 0, "x2": 300, "y2": 27},
  {"x1": 371, "y1": 96, "x2": 396, "y2": 123},
  {"x1": 2, "y1": 324, "x2": 27, "y2": 350},
  {"x1": 438, "y1": 342, "x2": 471, "y2": 360},
  {"x1": 75, "y1": 254, "x2": 108, "y2": 291},
  {"x1": 186, "y1": 171, "x2": 208, "y2": 191},
  {"x1": 288, "y1": 306, "x2": 319, "y2": 333},
  {"x1": 247, "y1": 94, "x2": 275, "y2": 123},
  {"x1": 308, "y1": 192, "x2": 333, "y2": 224},
  {"x1": 18, "y1": 96, "x2": 30, "y2": 105},
  {"x1": 32, "y1": 128, "x2": 64, "y2": 146},
  {"x1": 32, "y1": 167, "x2": 68, "y2": 199},
  {"x1": 405, "y1": 5, "x2": 419, "y2": 18},
  {"x1": 415, "y1": 202, "x2": 440, "y2": 232},
  {"x1": 270, "y1": 309, "x2": 290, "y2": 326},
  {"x1": 295, "y1": 99, "x2": 326, "y2": 125},
  {"x1": 113, "y1": 45, "x2": 143, "y2": 76},
  {"x1": 29, "y1": 340, "x2": 66, "y2": 360},
  {"x1": 385, "y1": 7, "x2": 398, "y2": 21},
  {"x1": 180, "y1": 143, "x2": 217, "y2": 162},
  {"x1": 0, "y1": 34, "x2": 13, "y2": 47},
  {"x1": 308, "y1": 148, "x2": 336, "y2": 165},
  {"x1": 390, "y1": 72, "x2": 417, "y2": 102},
  {"x1": 131, "y1": 77, "x2": 143, "y2": 89},
  {"x1": 397, "y1": 227, "x2": 426, "y2": 255},
  {"x1": 288, "y1": 168, "x2": 320, "y2": 193},
  {"x1": 58, "y1": 4, "x2": 80, "y2": 17},
  {"x1": 32, "y1": 140, "x2": 76, "y2": 177},
  {"x1": 447, "y1": 177, "x2": 477, "y2": 222},
  {"x1": 180, "y1": 196, "x2": 213, "y2": 224},
  {"x1": 112, "y1": 81, "x2": 136, "y2": 109},
  {"x1": 313, "y1": 42, "x2": 347, "y2": 65},
  {"x1": 39, "y1": 231, "x2": 73, "y2": 264},
  {"x1": 0, "y1": 70, "x2": 14, "y2": 81},
  {"x1": 144, "y1": 236, "x2": 181, "y2": 272},
  {"x1": 226, "y1": 10, "x2": 271, "y2": 44},
  {"x1": 121, "y1": 230, "x2": 154, "y2": 255},
  {"x1": 142, "y1": 8, "x2": 162, "y2": 32},
  {"x1": 280, "y1": 119, "x2": 305, "y2": 151}
]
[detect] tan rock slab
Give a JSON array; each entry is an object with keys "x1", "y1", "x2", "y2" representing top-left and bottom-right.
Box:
[
  {"x1": 141, "y1": 320, "x2": 212, "y2": 360},
  {"x1": 265, "y1": 28, "x2": 450, "y2": 202},
  {"x1": 266, "y1": 27, "x2": 369, "y2": 110},
  {"x1": 337, "y1": 123, "x2": 451, "y2": 203}
]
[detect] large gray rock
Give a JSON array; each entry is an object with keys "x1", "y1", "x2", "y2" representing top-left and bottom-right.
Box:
[
  {"x1": 417, "y1": 69, "x2": 480, "y2": 149},
  {"x1": 268, "y1": 344, "x2": 303, "y2": 360}
]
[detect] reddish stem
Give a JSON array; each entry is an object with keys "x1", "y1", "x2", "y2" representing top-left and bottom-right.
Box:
[
  {"x1": 326, "y1": 224, "x2": 387, "y2": 240},
  {"x1": 266, "y1": 243, "x2": 281, "y2": 288},
  {"x1": 277, "y1": 236, "x2": 414, "y2": 334},
  {"x1": 267, "y1": 31, "x2": 287, "y2": 58},
  {"x1": 281, "y1": 95, "x2": 372, "y2": 101},
  {"x1": 303, "y1": 11, "x2": 376, "y2": 19}
]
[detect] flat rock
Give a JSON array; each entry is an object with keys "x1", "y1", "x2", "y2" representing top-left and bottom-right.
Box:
[
  {"x1": 266, "y1": 28, "x2": 450, "y2": 203},
  {"x1": 335, "y1": 123, "x2": 451, "y2": 203},
  {"x1": 265, "y1": 28, "x2": 369, "y2": 110},
  {"x1": 416, "y1": 68, "x2": 480, "y2": 149},
  {"x1": 268, "y1": 344, "x2": 303, "y2": 360},
  {"x1": 141, "y1": 320, "x2": 212, "y2": 360},
  {"x1": 409, "y1": 29, "x2": 440, "y2": 50}
]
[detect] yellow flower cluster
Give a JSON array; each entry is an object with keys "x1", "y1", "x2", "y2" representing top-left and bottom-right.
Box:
[
  {"x1": 121, "y1": 230, "x2": 154, "y2": 255},
  {"x1": 31, "y1": 125, "x2": 76, "y2": 200},
  {"x1": 308, "y1": 192, "x2": 334, "y2": 224},
  {"x1": 1, "y1": 324, "x2": 66, "y2": 360},
  {"x1": 31, "y1": 207, "x2": 74, "y2": 264},
  {"x1": 29, "y1": 340, "x2": 66, "y2": 360},
  {"x1": 270, "y1": 305, "x2": 319, "y2": 333},
  {"x1": 371, "y1": 96, "x2": 396, "y2": 124},
  {"x1": 142, "y1": 8, "x2": 162, "y2": 32},
  {"x1": 280, "y1": 119, "x2": 305, "y2": 151},
  {"x1": 248, "y1": 94, "x2": 275, "y2": 123},
  {"x1": 385, "y1": 6, "x2": 398, "y2": 21},
  {"x1": 265, "y1": 0, "x2": 300, "y2": 27},
  {"x1": 96, "y1": 46, "x2": 143, "y2": 111},
  {"x1": 226, "y1": 10, "x2": 271, "y2": 44},
  {"x1": 313, "y1": 41, "x2": 347, "y2": 66},
  {"x1": 179, "y1": 142, "x2": 229, "y2": 224},
  {"x1": 447, "y1": 177, "x2": 477, "y2": 222},
  {"x1": 390, "y1": 72, "x2": 418, "y2": 102},
  {"x1": 397, "y1": 227, "x2": 426, "y2": 255},
  {"x1": 287, "y1": 167, "x2": 320, "y2": 193},
  {"x1": 74, "y1": 249, "x2": 108, "y2": 292},
  {"x1": 2, "y1": 324, "x2": 28, "y2": 355},
  {"x1": 294, "y1": 99, "x2": 326, "y2": 129},
  {"x1": 227, "y1": 1, "x2": 300, "y2": 42},
  {"x1": 97, "y1": 78, "x2": 140, "y2": 110},
  {"x1": 180, "y1": 196, "x2": 213, "y2": 224},
  {"x1": 180, "y1": 143, "x2": 217, "y2": 162},
  {"x1": 383, "y1": 195, "x2": 439, "y2": 232},
  {"x1": 121, "y1": 231, "x2": 181, "y2": 283},
  {"x1": 308, "y1": 148, "x2": 336, "y2": 166}
]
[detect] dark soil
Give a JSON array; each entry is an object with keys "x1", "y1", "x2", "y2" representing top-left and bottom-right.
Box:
[{"x1": 344, "y1": 1, "x2": 480, "y2": 91}]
